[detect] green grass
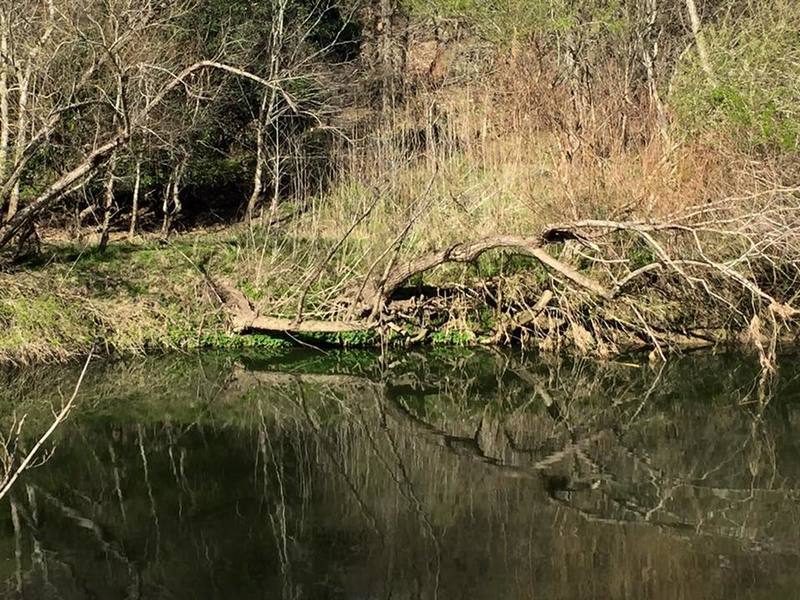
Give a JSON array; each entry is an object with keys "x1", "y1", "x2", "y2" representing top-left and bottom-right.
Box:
[
  {"x1": 0, "y1": 225, "x2": 497, "y2": 364},
  {"x1": 431, "y1": 327, "x2": 478, "y2": 347},
  {"x1": 197, "y1": 332, "x2": 291, "y2": 351},
  {"x1": 0, "y1": 234, "x2": 229, "y2": 363}
]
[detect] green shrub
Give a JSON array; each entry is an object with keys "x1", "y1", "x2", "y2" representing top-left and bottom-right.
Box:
[
  {"x1": 670, "y1": 0, "x2": 800, "y2": 153},
  {"x1": 431, "y1": 328, "x2": 477, "y2": 346},
  {"x1": 198, "y1": 333, "x2": 291, "y2": 351},
  {"x1": 401, "y1": 0, "x2": 627, "y2": 44}
]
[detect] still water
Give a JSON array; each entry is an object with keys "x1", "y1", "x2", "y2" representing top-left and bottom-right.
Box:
[{"x1": 0, "y1": 349, "x2": 799, "y2": 599}]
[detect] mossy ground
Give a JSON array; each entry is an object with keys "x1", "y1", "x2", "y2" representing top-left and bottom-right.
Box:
[{"x1": 0, "y1": 232, "x2": 282, "y2": 364}]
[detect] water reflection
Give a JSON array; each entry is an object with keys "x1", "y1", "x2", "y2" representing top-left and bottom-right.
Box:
[{"x1": 0, "y1": 349, "x2": 799, "y2": 599}]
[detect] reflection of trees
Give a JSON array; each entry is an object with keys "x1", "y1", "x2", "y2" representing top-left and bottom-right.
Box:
[
  {"x1": 379, "y1": 353, "x2": 800, "y2": 554},
  {"x1": 0, "y1": 350, "x2": 799, "y2": 598}
]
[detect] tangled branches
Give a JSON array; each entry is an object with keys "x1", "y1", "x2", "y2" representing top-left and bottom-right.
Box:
[{"x1": 214, "y1": 188, "x2": 800, "y2": 366}]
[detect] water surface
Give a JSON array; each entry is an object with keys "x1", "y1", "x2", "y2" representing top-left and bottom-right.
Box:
[{"x1": 0, "y1": 349, "x2": 798, "y2": 599}]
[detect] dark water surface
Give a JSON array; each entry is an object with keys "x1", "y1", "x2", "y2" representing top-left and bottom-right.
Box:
[{"x1": 0, "y1": 349, "x2": 799, "y2": 599}]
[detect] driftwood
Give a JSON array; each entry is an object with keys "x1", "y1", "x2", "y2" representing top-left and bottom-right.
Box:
[{"x1": 212, "y1": 277, "x2": 368, "y2": 334}]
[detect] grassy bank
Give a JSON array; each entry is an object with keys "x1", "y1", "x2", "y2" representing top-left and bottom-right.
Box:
[
  {"x1": 0, "y1": 210, "x2": 785, "y2": 365},
  {"x1": 0, "y1": 233, "x2": 252, "y2": 364},
  {"x1": 0, "y1": 225, "x2": 500, "y2": 364}
]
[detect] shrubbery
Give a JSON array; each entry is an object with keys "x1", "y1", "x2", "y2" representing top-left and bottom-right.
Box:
[{"x1": 670, "y1": 0, "x2": 800, "y2": 153}]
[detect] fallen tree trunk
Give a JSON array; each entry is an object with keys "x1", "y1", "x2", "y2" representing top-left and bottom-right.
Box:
[
  {"x1": 211, "y1": 208, "x2": 799, "y2": 364},
  {"x1": 212, "y1": 277, "x2": 368, "y2": 335},
  {"x1": 357, "y1": 234, "x2": 614, "y2": 313}
]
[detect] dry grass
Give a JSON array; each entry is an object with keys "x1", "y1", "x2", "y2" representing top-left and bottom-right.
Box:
[{"x1": 286, "y1": 52, "x2": 780, "y2": 285}]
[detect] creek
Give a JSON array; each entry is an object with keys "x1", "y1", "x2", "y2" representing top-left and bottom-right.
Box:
[{"x1": 0, "y1": 349, "x2": 798, "y2": 599}]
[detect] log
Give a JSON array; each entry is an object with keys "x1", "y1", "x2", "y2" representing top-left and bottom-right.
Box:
[
  {"x1": 212, "y1": 277, "x2": 368, "y2": 335},
  {"x1": 358, "y1": 234, "x2": 613, "y2": 312}
]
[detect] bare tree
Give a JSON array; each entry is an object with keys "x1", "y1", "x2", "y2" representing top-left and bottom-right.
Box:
[
  {"x1": 161, "y1": 156, "x2": 186, "y2": 238},
  {"x1": 247, "y1": 0, "x2": 289, "y2": 222},
  {"x1": 684, "y1": 0, "x2": 716, "y2": 85},
  {"x1": 0, "y1": 350, "x2": 93, "y2": 502},
  {"x1": 245, "y1": 0, "x2": 355, "y2": 222},
  {"x1": 0, "y1": 0, "x2": 299, "y2": 252}
]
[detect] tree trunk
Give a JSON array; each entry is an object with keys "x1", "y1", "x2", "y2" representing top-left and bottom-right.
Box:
[
  {"x1": 268, "y1": 123, "x2": 281, "y2": 222},
  {"x1": 6, "y1": 72, "x2": 30, "y2": 223},
  {"x1": 685, "y1": 0, "x2": 716, "y2": 85},
  {"x1": 0, "y1": 13, "x2": 9, "y2": 215},
  {"x1": 129, "y1": 159, "x2": 141, "y2": 239},
  {"x1": 161, "y1": 160, "x2": 184, "y2": 238},
  {"x1": 360, "y1": 0, "x2": 406, "y2": 112},
  {"x1": 4, "y1": 1, "x2": 53, "y2": 223},
  {"x1": 247, "y1": 140, "x2": 264, "y2": 221},
  {"x1": 0, "y1": 137, "x2": 122, "y2": 250},
  {"x1": 160, "y1": 178, "x2": 173, "y2": 238},
  {"x1": 247, "y1": 96, "x2": 268, "y2": 222},
  {"x1": 256, "y1": 1, "x2": 286, "y2": 224},
  {"x1": 172, "y1": 164, "x2": 183, "y2": 230},
  {"x1": 98, "y1": 152, "x2": 118, "y2": 253},
  {"x1": 641, "y1": 0, "x2": 671, "y2": 146}
]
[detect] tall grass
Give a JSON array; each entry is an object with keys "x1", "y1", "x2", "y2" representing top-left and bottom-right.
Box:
[{"x1": 286, "y1": 39, "x2": 740, "y2": 273}]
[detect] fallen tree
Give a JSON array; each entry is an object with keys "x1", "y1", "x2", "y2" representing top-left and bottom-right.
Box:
[
  {"x1": 212, "y1": 277, "x2": 368, "y2": 335},
  {"x1": 213, "y1": 191, "x2": 800, "y2": 365}
]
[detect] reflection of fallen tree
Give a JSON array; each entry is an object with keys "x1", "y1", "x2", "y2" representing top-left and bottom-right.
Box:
[
  {"x1": 6, "y1": 354, "x2": 799, "y2": 600},
  {"x1": 383, "y1": 394, "x2": 611, "y2": 481},
  {"x1": 237, "y1": 364, "x2": 800, "y2": 556},
  {"x1": 503, "y1": 358, "x2": 800, "y2": 548},
  {"x1": 234, "y1": 368, "x2": 381, "y2": 391},
  {"x1": 385, "y1": 389, "x2": 800, "y2": 556}
]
